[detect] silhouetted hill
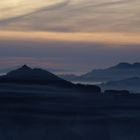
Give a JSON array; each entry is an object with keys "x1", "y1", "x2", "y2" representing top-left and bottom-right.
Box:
[
  {"x1": 101, "y1": 77, "x2": 140, "y2": 93},
  {"x1": 60, "y1": 62, "x2": 140, "y2": 82},
  {"x1": 0, "y1": 65, "x2": 73, "y2": 87},
  {"x1": 0, "y1": 65, "x2": 101, "y2": 93}
]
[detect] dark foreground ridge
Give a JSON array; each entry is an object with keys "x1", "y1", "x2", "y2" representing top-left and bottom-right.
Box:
[{"x1": 0, "y1": 89, "x2": 140, "y2": 140}]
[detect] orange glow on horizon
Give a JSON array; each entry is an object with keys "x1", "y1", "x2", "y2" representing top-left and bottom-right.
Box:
[{"x1": 0, "y1": 31, "x2": 140, "y2": 45}]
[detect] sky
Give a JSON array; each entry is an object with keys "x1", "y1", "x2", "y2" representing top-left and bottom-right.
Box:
[{"x1": 0, "y1": 0, "x2": 140, "y2": 74}]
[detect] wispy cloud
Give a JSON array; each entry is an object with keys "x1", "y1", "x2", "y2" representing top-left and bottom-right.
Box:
[
  {"x1": 0, "y1": 0, "x2": 65, "y2": 20},
  {"x1": 0, "y1": 0, "x2": 139, "y2": 33}
]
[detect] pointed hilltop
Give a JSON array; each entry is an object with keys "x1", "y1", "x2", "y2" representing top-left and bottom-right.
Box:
[
  {"x1": 0, "y1": 65, "x2": 101, "y2": 93},
  {"x1": 0, "y1": 65, "x2": 73, "y2": 87}
]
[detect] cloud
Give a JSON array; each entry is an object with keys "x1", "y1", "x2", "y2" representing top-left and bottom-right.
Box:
[
  {"x1": 0, "y1": 0, "x2": 67, "y2": 20},
  {"x1": 0, "y1": 0, "x2": 140, "y2": 33}
]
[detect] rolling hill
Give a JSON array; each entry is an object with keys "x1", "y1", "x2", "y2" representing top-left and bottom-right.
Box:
[{"x1": 60, "y1": 62, "x2": 140, "y2": 82}]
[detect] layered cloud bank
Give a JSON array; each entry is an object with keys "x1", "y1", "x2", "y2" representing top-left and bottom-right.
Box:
[
  {"x1": 0, "y1": 0, "x2": 140, "y2": 33},
  {"x1": 0, "y1": 0, "x2": 64, "y2": 20}
]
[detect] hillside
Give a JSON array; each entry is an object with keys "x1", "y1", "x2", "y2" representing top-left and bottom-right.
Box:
[
  {"x1": 60, "y1": 62, "x2": 140, "y2": 82},
  {"x1": 0, "y1": 65, "x2": 101, "y2": 93},
  {"x1": 0, "y1": 65, "x2": 73, "y2": 86}
]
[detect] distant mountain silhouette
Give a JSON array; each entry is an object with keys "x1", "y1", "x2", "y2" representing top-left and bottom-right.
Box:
[
  {"x1": 101, "y1": 77, "x2": 140, "y2": 93},
  {"x1": 60, "y1": 62, "x2": 140, "y2": 82},
  {"x1": 0, "y1": 65, "x2": 73, "y2": 87},
  {"x1": 0, "y1": 65, "x2": 101, "y2": 93},
  {"x1": 109, "y1": 62, "x2": 140, "y2": 69}
]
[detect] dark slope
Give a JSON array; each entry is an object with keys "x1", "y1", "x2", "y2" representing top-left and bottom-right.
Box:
[
  {"x1": 0, "y1": 65, "x2": 101, "y2": 93},
  {"x1": 0, "y1": 65, "x2": 73, "y2": 87}
]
